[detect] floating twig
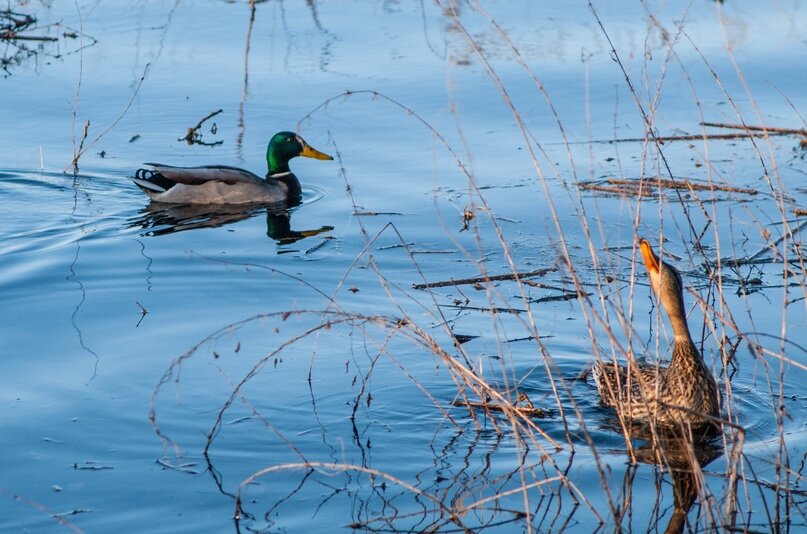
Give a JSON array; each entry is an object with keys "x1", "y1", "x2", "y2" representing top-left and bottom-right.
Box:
[
  {"x1": 353, "y1": 211, "x2": 404, "y2": 216},
  {"x1": 453, "y1": 393, "x2": 549, "y2": 419},
  {"x1": 0, "y1": 9, "x2": 35, "y2": 36},
  {"x1": 136, "y1": 301, "x2": 148, "y2": 327},
  {"x1": 179, "y1": 109, "x2": 224, "y2": 146},
  {"x1": 156, "y1": 458, "x2": 200, "y2": 474},
  {"x1": 0, "y1": 32, "x2": 58, "y2": 41},
  {"x1": 452, "y1": 333, "x2": 478, "y2": 345},
  {"x1": 700, "y1": 122, "x2": 807, "y2": 136},
  {"x1": 594, "y1": 122, "x2": 806, "y2": 144},
  {"x1": 439, "y1": 304, "x2": 527, "y2": 314},
  {"x1": 413, "y1": 267, "x2": 556, "y2": 289},
  {"x1": 528, "y1": 292, "x2": 583, "y2": 304},
  {"x1": 72, "y1": 461, "x2": 113, "y2": 471},
  {"x1": 504, "y1": 335, "x2": 553, "y2": 343}
]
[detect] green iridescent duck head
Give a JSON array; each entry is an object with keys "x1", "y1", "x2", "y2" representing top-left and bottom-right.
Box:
[{"x1": 266, "y1": 131, "x2": 333, "y2": 175}]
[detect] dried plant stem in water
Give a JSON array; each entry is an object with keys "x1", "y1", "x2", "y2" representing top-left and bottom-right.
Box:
[
  {"x1": 578, "y1": 177, "x2": 758, "y2": 197},
  {"x1": 700, "y1": 121, "x2": 807, "y2": 136},
  {"x1": 413, "y1": 267, "x2": 557, "y2": 289}
]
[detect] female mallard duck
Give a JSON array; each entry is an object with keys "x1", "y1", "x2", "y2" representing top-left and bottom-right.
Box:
[
  {"x1": 592, "y1": 239, "x2": 720, "y2": 425},
  {"x1": 132, "y1": 131, "x2": 333, "y2": 204}
]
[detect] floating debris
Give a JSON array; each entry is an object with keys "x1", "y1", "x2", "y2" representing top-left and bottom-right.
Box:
[
  {"x1": 452, "y1": 333, "x2": 478, "y2": 345},
  {"x1": 453, "y1": 392, "x2": 549, "y2": 418},
  {"x1": 73, "y1": 461, "x2": 113, "y2": 471},
  {"x1": 440, "y1": 303, "x2": 527, "y2": 314},
  {"x1": 593, "y1": 122, "x2": 806, "y2": 144},
  {"x1": 577, "y1": 177, "x2": 758, "y2": 199},
  {"x1": 178, "y1": 109, "x2": 224, "y2": 146},
  {"x1": 413, "y1": 267, "x2": 556, "y2": 289},
  {"x1": 156, "y1": 458, "x2": 200, "y2": 475}
]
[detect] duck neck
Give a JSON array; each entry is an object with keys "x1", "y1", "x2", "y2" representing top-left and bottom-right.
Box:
[
  {"x1": 267, "y1": 147, "x2": 291, "y2": 175},
  {"x1": 268, "y1": 172, "x2": 302, "y2": 204},
  {"x1": 663, "y1": 289, "x2": 698, "y2": 368}
]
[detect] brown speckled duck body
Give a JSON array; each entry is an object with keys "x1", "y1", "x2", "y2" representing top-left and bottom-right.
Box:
[{"x1": 592, "y1": 239, "x2": 720, "y2": 425}]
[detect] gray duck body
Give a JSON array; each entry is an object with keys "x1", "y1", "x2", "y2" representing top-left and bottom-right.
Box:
[
  {"x1": 131, "y1": 131, "x2": 332, "y2": 205},
  {"x1": 133, "y1": 165, "x2": 301, "y2": 205}
]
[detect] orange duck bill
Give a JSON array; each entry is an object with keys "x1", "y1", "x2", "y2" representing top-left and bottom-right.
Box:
[{"x1": 640, "y1": 238, "x2": 660, "y2": 275}]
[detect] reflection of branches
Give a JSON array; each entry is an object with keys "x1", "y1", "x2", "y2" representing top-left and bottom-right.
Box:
[
  {"x1": 219, "y1": 419, "x2": 584, "y2": 532},
  {"x1": 234, "y1": 461, "x2": 565, "y2": 532},
  {"x1": 134, "y1": 0, "x2": 180, "y2": 81},
  {"x1": 151, "y1": 303, "x2": 608, "y2": 530},
  {"x1": 236, "y1": 1, "x2": 256, "y2": 158},
  {"x1": 66, "y1": 241, "x2": 100, "y2": 380},
  {"x1": 1, "y1": 7, "x2": 95, "y2": 76},
  {"x1": 67, "y1": 178, "x2": 99, "y2": 381},
  {"x1": 0, "y1": 488, "x2": 83, "y2": 533},
  {"x1": 135, "y1": 239, "x2": 154, "y2": 293}
]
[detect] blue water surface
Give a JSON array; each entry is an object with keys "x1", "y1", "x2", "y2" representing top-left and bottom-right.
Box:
[{"x1": 1, "y1": 1, "x2": 805, "y2": 532}]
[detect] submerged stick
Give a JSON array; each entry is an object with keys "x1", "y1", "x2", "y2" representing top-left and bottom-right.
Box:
[
  {"x1": 700, "y1": 122, "x2": 807, "y2": 135},
  {"x1": 413, "y1": 267, "x2": 556, "y2": 289}
]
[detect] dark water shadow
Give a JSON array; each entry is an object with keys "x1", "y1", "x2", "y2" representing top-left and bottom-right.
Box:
[{"x1": 130, "y1": 201, "x2": 333, "y2": 245}]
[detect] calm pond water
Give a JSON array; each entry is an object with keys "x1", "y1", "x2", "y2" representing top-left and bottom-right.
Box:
[{"x1": 1, "y1": 1, "x2": 806, "y2": 532}]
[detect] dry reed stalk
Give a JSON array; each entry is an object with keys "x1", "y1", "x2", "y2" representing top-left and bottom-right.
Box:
[{"x1": 70, "y1": 63, "x2": 150, "y2": 174}]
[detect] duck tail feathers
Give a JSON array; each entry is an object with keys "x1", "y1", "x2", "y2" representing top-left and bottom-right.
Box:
[
  {"x1": 133, "y1": 167, "x2": 178, "y2": 193},
  {"x1": 132, "y1": 177, "x2": 167, "y2": 193}
]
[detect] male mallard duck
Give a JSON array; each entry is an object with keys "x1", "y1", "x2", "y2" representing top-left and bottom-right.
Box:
[
  {"x1": 132, "y1": 131, "x2": 333, "y2": 204},
  {"x1": 592, "y1": 239, "x2": 720, "y2": 425}
]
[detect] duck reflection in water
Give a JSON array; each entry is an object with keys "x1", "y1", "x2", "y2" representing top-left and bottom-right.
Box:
[
  {"x1": 132, "y1": 201, "x2": 333, "y2": 245},
  {"x1": 614, "y1": 422, "x2": 724, "y2": 534}
]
